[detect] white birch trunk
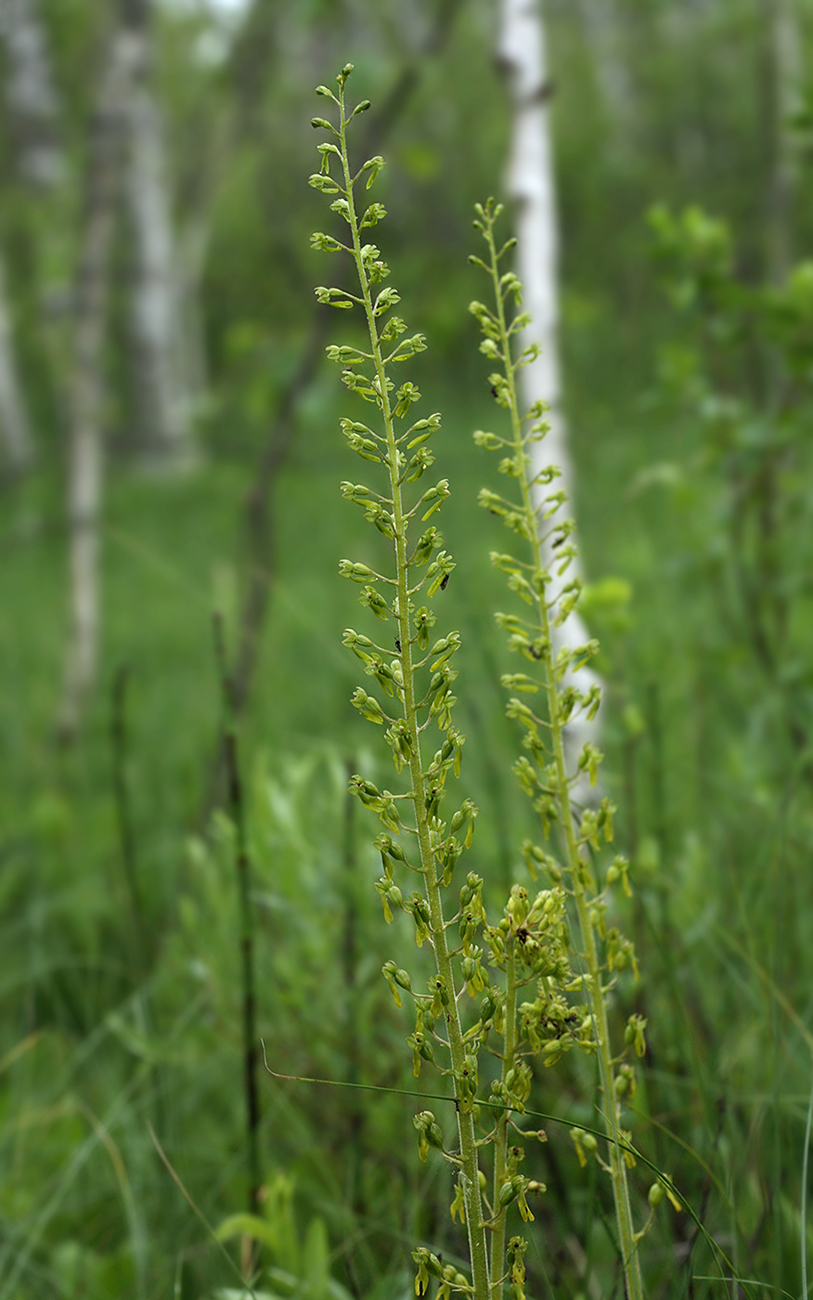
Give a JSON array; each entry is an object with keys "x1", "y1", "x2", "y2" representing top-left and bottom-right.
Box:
[
  {"x1": 57, "y1": 27, "x2": 141, "y2": 741},
  {"x1": 125, "y1": 71, "x2": 196, "y2": 469},
  {"x1": 0, "y1": 253, "x2": 34, "y2": 473},
  {"x1": 0, "y1": 0, "x2": 65, "y2": 470},
  {"x1": 0, "y1": 0, "x2": 64, "y2": 187},
  {"x1": 498, "y1": 0, "x2": 602, "y2": 775}
]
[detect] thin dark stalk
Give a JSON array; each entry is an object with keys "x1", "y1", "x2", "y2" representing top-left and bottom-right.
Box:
[
  {"x1": 213, "y1": 614, "x2": 262, "y2": 1273},
  {"x1": 110, "y1": 664, "x2": 148, "y2": 973},
  {"x1": 109, "y1": 666, "x2": 170, "y2": 1155},
  {"x1": 686, "y1": 1097, "x2": 726, "y2": 1300}
]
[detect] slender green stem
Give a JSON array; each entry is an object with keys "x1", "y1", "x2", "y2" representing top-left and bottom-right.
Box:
[
  {"x1": 801, "y1": 1063, "x2": 813, "y2": 1300},
  {"x1": 490, "y1": 937, "x2": 517, "y2": 1300},
  {"x1": 482, "y1": 216, "x2": 644, "y2": 1300},
  {"x1": 214, "y1": 614, "x2": 262, "y2": 1274},
  {"x1": 337, "y1": 89, "x2": 491, "y2": 1300}
]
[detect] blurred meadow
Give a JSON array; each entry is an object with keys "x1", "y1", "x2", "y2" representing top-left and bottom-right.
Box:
[{"x1": 2, "y1": 0, "x2": 813, "y2": 1296}]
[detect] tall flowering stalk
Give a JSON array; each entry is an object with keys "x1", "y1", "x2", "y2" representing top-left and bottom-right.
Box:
[
  {"x1": 469, "y1": 198, "x2": 645, "y2": 1300},
  {"x1": 310, "y1": 66, "x2": 649, "y2": 1300}
]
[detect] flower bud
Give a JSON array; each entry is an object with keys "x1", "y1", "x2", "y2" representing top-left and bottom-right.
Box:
[
  {"x1": 450, "y1": 806, "x2": 466, "y2": 835},
  {"x1": 507, "y1": 884, "x2": 530, "y2": 926},
  {"x1": 479, "y1": 992, "x2": 496, "y2": 1024}
]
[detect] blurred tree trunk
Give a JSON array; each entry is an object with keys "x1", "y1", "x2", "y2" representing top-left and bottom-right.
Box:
[
  {"x1": 171, "y1": 214, "x2": 209, "y2": 441},
  {"x1": 0, "y1": 254, "x2": 33, "y2": 474},
  {"x1": 124, "y1": 0, "x2": 195, "y2": 469},
  {"x1": 57, "y1": 19, "x2": 140, "y2": 742},
  {"x1": 0, "y1": 0, "x2": 64, "y2": 187},
  {"x1": 763, "y1": 0, "x2": 801, "y2": 283},
  {"x1": 498, "y1": 0, "x2": 602, "y2": 771},
  {"x1": 0, "y1": 0, "x2": 65, "y2": 472}
]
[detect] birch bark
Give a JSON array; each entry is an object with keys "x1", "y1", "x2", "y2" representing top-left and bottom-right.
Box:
[
  {"x1": 0, "y1": 0, "x2": 64, "y2": 187},
  {"x1": 0, "y1": 253, "x2": 33, "y2": 474},
  {"x1": 57, "y1": 24, "x2": 141, "y2": 740},
  {"x1": 498, "y1": 0, "x2": 602, "y2": 771},
  {"x1": 0, "y1": 0, "x2": 64, "y2": 470},
  {"x1": 124, "y1": 0, "x2": 196, "y2": 468}
]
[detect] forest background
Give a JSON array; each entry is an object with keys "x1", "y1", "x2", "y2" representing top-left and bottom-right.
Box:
[{"x1": 1, "y1": 0, "x2": 812, "y2": 1297}]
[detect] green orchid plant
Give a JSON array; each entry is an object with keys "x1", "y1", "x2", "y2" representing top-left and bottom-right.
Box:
[{"x1": 309, "y1": 63, "x2": 652, "y2": 1300}]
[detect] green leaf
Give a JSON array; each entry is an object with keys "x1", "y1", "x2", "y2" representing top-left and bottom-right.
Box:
[
  {"x1": 215, "y1": 1213, "x2": 278, "y2": 1253},
  {"x1": 302, "y1": 1217, "x2": 331, "y2": 1288}
]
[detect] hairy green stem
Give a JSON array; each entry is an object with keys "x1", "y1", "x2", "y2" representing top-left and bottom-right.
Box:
[
  {"x1": 490, "y1": 938, "x2": 517, "y2": 1300},
  {"x1": 481, "y1": 217, "x2": 644, "y2": 1300},
  {"x1": 337, "y1": 89, "x2": 491, "y2": 1300}
]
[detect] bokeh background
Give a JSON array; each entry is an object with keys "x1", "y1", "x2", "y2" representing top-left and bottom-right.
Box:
[{"x1": 1, "y1": 1, "x2": 812, "y2": 1296}]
